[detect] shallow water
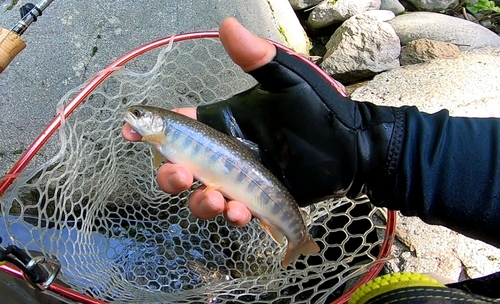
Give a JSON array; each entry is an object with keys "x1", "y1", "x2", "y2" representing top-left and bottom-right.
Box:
[{"x1": 0, "y1": 214, "x2": 237, "y2": 296}]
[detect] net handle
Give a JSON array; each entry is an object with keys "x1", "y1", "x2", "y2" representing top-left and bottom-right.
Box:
[
  {"x1": 0, "y1": 264, "x2": 106, "y2": 304},
  {"x1": 0, "y1": 30, "x2": 392, "y2": 304}
]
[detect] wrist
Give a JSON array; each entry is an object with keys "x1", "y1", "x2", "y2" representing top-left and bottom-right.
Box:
[{"x1": 348, "y1": 102, "x2": 407, "y2": 208}]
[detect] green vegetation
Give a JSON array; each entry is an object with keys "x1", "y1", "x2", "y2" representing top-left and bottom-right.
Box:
[
  {"x1": 453, "y1": 0, "x2": 500, "y2": 33},
  {"x1": 466, "y1": 0, "x2": 500, "y2": 14},
  {"x1": 277, "y1": 26, "x2": 289, "y2": 45},
  {"x1": 4, "y1": 0, "x2": 19, "y2": 11}
]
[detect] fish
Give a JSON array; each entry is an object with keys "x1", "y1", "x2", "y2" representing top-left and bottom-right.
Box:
[{"x1": 124, "y1": 105, "x2": 320, "y2": 267}]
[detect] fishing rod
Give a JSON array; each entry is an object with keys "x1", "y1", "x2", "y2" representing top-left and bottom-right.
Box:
[{"x1": 0, "y1": 0, "x2": 56, "y2": 73}]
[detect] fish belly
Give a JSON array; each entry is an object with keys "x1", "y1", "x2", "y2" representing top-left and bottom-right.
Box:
[{"x1": 160, "y1": 126, "x2": 304, "y2": 244}]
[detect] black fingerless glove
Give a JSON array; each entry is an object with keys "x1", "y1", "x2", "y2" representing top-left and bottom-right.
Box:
[
  {"x1": 197, "y1": 48, "x2": 406, "y2": 207},
  {"x1": 197, "y1": 47, "x2": 500, "y2": 248}
]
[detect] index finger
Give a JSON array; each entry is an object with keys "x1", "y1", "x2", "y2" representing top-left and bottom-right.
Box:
[{"x1": 122, "y1": 123, "x2": 142, "y2": 141}]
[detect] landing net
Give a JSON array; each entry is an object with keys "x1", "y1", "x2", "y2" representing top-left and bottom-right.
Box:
[{"x1": 0, "y1": 33, "x2": 395, "y2": 303}]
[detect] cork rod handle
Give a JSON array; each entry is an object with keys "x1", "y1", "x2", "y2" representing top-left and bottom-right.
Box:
[{"x1": 0, "y1": 28, "x2": 26, "y2": 74}]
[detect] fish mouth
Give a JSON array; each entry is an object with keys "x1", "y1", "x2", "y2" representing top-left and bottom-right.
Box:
[
  {"x1": 123, "y1": 112, "x2": 141, "y2": 135},
  {"x1": 123, "y1": 112, "x2": 135, "y2": 126}
]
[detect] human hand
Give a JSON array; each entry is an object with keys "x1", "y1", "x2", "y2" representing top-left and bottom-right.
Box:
[{"x1": 123, "y1": 17, "x2": 405, "y2": 226}]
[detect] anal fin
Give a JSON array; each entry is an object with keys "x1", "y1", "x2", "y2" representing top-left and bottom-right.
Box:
[
  {"x1": 282, "y1": 235, "x2": 320, "y2": 268},
  {"x1": 258, "y1": 219, "x2": 285, "y2": 245},
  {"x1": 203, "y1": 184, "x2": 221, "y2": 192}
]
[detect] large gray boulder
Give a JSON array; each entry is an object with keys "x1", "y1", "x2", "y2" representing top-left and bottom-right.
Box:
[
  {"x1": 321, "y1": 13, "x2": 400, "y2": 82},
  {"x1": 405, "y1": 0, "x2": 459, "y2": 11},
  {"x1": 380, "y1": 0, "x2": 405, "y2": 14},
  {"x1": 388, "y1": 12, "x2": 500, "y2": 51},
  {"x1": 308, "y1": 0, "x2": 381, "y2": 28},
  {"x1": 351, "y1": 47, "x2": 500, "y2": 115}
]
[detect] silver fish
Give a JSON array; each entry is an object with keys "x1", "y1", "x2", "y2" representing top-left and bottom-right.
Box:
[{"x1": 124, "y1": 105, "x2": 320, "y2": 267}]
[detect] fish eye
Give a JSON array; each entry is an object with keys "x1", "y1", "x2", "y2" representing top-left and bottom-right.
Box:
[{"x1": 131, "y1": 108, "x2": 143, "y2": 117}]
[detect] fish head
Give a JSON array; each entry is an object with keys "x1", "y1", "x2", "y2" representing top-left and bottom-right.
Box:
[{"x1": 124, "y1": 105, "x2": 166, "y2": 137}]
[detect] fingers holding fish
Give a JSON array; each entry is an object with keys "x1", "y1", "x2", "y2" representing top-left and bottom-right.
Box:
[
  {"x1": 223, "y1": 200, "x2": 252, "y2": 227},
  {"x1": 188, "y1": 187, "x2": 252, "y2": 227},
  {"x1": 189, "y1": 187, "x2": 225, "y2": 219},
  {"x1": 123, "y1": 106, "x2": 252, "y2": 226},
  {"x1": 157, "y1": 163, "x2": 194, "y2": 194}
]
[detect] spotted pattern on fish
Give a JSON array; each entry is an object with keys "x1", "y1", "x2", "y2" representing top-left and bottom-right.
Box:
[
  {"x1": 209, "y1": 153, "x2": 221, "y2": 163},
  {"x1": 124, "y1": 105, "x2": 320, "y2": 267}
]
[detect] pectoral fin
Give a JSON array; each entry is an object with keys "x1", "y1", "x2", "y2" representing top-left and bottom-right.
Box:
[
  {"x1": 142, "y1": 133, "x2": 166, "y2": 147},
  {"x1": 141, "y1": 133, "x2": 165, "y2": 168},
  {"x1": 299, "y1": 208, "x2": 308, "y2": 221},
  {"x1": 235, "y1": 137, "x2": 261, "y2": 161},
  {"x1": 258, "y1": 219, "x2": 285, "y2": 245},
  {"x1": 153, "y1": 150, "x2": 164, "y2": 168}
]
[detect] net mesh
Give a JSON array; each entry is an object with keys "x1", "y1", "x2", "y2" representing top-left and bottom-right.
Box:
[{"x1": 1, "y1": 37, "x2": 389, "y2": 303}]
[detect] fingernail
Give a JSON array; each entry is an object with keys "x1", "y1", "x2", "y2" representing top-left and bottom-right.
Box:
[
  {"x1": 199, "y1": 197, "x2": 218, "y2": 214},
  {"x1": 167, "y1": 172, "x2": 185, "y2": 190},
  {"x1": 225, "y1": 208, "x2": 238, "y2": 223},
  {"x1": 130, "y1": 128, "x2": 137, "y2": 133}
]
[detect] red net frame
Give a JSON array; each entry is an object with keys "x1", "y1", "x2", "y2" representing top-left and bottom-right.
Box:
[{"x1": 0, "y1": 31, "x2": 396, "y2": 304}]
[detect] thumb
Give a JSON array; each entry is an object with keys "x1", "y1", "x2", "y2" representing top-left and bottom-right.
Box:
[
  {"x1": 219, "y1": 17, "x2": 276, "y2": 72},
  {"x1": 219, "y1": 17, "x2": 307, "y2": 91}
]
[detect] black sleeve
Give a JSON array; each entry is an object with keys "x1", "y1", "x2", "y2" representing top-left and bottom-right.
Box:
[{"x1": 385, "y1": 107, "x2": 500, "y2": 248}]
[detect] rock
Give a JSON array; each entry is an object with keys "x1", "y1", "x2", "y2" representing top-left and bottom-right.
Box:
[
  {"x1": 388, "y1": 12, "x2": 500, "y2": 51},
  {"x1": 363, "y1": 9, "x2": 396, "y2": 22},
  {"x1": 380, "y1": 0, "x2": 406, "y2": 15},
  {"x1": 268, "y1": 0, "x2": 312, "y2": 54},
  {"x1": 469, "y1": 45, "x2": 500, "y2": 56},
  {"x1": 289, "y1": 0, "x2": 322, "y2": 10},
  {"x1": 405, "y1": 0, "x2": 458, "y2": 11},
  {"x1": 321, "y1": 13, "x2": 400, "y2": 82},
  {"x1": 400, "y1": 38, "x2": 461, "y2": 65},
  {"x1": 351, "y1": 48, "x2": 500, "y2": 280},
  {"x1": 308, "y1": 0, "x2": 381, "y2": 29},
  {"x1": 351, "y1": 47, "x2": 500, "y2": 116},
  {"x1": 385, "y1": 215, "x2": 500, "y2": 281}
]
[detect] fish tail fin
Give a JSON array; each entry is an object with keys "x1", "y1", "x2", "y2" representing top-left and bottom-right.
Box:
[{"x1": 281, "y1": 235, "x2": 320, "y2": 267}]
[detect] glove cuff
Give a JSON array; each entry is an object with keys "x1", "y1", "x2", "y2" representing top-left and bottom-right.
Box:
[{"x1": 359, "y1": 105, "x2": 407, "y2": 208}]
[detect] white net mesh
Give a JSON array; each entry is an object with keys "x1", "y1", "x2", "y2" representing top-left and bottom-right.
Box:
[{"x1": 0, "y1": 37, "x2": 389, "y2": 303}]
